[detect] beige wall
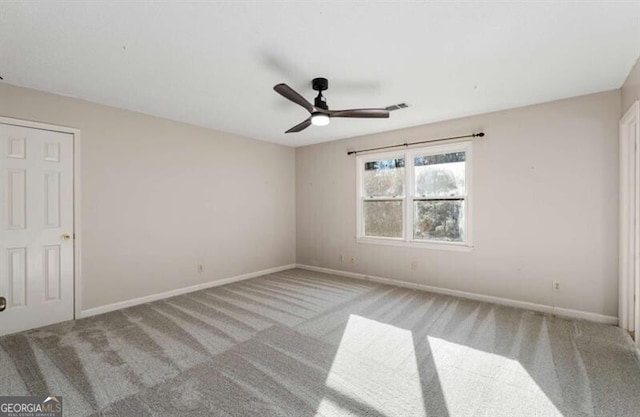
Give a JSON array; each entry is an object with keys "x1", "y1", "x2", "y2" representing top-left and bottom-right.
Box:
[
  {"x1": 0, "y1": 83, "x2": 296, "y2": 311},
  {"x1": 622, "y1": 56, "x2": 640, "y2": 114},
  {"x1": 0, "y1": 81, "x2": 624, "y2": 319},
  {"x1": 296, "y1": 90, "x2": 620, "y2": 318}
]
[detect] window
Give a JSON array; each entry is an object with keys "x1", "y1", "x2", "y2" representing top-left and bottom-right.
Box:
[{"x1": 356, "y1": 141, "x2": 472, "y2": 249}]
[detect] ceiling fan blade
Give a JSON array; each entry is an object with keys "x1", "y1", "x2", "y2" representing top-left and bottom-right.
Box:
[
  {"x1": 328, "y1": 108, "x2": 390, "y2": 118},
  {"x1": 285, "y1": 117, "x2": 312, "y2": 133},
  {"x1": 274, "y1": 83, "x2": 314, "y2": 113}
]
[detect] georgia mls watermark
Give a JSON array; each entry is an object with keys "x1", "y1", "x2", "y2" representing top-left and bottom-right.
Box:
[{"x1": 0, "y1": 396, "x2": 62, "y2": 417}]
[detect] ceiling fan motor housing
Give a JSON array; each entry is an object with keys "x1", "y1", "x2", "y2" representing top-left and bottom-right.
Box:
[{"x1": 312, "y1": 78, "x2": 329, "y2": 110}]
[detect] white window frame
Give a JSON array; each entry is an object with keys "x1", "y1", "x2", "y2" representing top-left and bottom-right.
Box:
[{"x1": 356, "y1": 141, "x2": 473, "y2": 251}]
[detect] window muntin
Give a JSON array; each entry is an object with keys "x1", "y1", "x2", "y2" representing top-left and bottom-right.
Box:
[{"x1": 357, "y1": 142, "x2": 471, "y2": 248}]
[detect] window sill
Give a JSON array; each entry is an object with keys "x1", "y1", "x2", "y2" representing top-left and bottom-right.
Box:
[{"x1": 356, "y1": 237, "x2": 473, "y2": 252}]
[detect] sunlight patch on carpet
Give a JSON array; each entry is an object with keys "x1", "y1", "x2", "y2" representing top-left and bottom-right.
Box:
[
  {"x1": 427, "y1": 335, "x2": 563, "y2": 416},
  {"x1": 316, "y1": 315, "x2": 427, "y2": 417}
]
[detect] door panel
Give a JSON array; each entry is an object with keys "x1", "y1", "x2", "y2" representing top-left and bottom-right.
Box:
[
  {"x1": 7, "y1": 169, "x2": 26, "y2": 229},
  {"x1": 0, "y1": 124, "x2": 74, "y2": 336},
  {"x1": 8, "y1": 247, "x2": 26, "y2": 307}
]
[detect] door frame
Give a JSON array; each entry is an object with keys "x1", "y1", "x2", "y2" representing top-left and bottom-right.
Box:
[
  {"x1": 620, "y1": 100, "x2": 640, "y2": 348},
  {"x1": 0, "y1": 116, "x2": 82, "y2": 320}
]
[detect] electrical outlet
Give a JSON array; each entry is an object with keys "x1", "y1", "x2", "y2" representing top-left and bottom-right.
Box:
[
  {"x1": 350, "y1": 256, "x2": 356, "y2": 264},
  {"x1": 552, "y1": 281, "x2": 560, "y2": 292},
  {"x1": 340, "y1": 254, "x2": 344, "y2": 262},
  {"x1": 197, "y1": 264, "x2": 204, "y2": 273}
]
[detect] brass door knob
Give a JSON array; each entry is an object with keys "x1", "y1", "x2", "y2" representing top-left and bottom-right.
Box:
[{"x1": 62, "y1": 234, "x2": 71, "y2": 241}]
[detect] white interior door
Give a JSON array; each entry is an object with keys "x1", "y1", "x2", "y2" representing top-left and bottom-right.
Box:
[
  {"x1": 620, "y1": 101, "x2": 640, "y2": 348},
  {"x1": 0, "y1": 123, "x2": 74, "y2": 336}
]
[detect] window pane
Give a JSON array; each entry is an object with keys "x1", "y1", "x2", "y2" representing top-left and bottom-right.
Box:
[
  {"x1": 364, "y1": 158, "x2": 405, "y2": 197},
  {"x1": 364, "y1": 200, "x2": 403, "y2": 238},
  {"x1": 414, "y1": 152, "x2": 465, "y2": 197},
  {"x1": 414, "y1": 200, "x2": 464, "y2": 242}
]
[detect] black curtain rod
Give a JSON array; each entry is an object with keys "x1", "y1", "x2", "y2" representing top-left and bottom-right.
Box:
[{"x1": 346, "y1": 132, "x2": 484, "y2": 155}]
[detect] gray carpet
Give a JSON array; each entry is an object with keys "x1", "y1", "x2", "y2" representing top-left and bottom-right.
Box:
[{"x1": 1, "y1": 268, "x2": 639, "y2": 416}]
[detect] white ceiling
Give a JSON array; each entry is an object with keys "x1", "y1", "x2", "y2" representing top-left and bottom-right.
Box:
[{"x1": 1, "y1": 1, "x2": 639, "y2": 147}]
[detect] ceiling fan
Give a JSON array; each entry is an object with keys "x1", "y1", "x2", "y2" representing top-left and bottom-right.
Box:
[{"x1": 273, "y1": 77, "x2": 390, "y2": 133}]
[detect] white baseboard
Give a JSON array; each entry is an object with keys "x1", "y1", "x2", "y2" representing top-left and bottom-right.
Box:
[
  {"x1": 296, "y1": 264, "x2": 618, "y2": 325},
  {"x1": 80, "y1": 264, "x2": 296, "y2": 318}
]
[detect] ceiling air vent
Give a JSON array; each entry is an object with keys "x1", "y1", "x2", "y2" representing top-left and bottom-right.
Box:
[{"x1": 385, "y1": 103, "x2": 409, "y2": 111}]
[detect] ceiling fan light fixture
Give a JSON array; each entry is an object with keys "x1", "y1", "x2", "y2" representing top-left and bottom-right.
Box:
[{"x1": 311, "y1": 112, "x2": 330, "y2": 126}]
